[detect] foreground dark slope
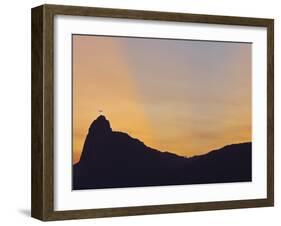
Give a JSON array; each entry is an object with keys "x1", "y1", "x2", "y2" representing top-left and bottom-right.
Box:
[{"x1": 73, "y1": 116, "x2": 252, "y2": 190}]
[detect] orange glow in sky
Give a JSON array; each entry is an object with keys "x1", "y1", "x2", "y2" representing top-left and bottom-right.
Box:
[{"x1": 72, "y1": 35, "x2": 252, "y2": 164}]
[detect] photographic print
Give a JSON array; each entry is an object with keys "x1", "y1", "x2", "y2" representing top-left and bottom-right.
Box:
[
  {"x1": 31, "y1": 4, "x2": 274, "y2": 220},
  {"x1": 72, "y1": 35, "x2": 252, "y2": 190}
]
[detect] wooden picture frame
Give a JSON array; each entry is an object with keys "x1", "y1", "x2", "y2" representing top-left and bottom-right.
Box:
[{"x1": 31, "y1": 4, "x2": 274, "y2": 221}]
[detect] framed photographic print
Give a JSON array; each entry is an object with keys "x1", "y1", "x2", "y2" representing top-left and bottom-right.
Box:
[{"x1": 31, "y1": 4, "x2": 274, "y2": 221}]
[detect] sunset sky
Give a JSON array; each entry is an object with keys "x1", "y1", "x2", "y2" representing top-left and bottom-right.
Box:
[{"x1": 72, "y1": 35, "x2": 252, "y2": 164}]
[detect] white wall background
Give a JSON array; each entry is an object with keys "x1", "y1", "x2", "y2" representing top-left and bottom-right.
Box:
[{"x1": 0, "y1": 0, "x2": 279, "y2": 225}]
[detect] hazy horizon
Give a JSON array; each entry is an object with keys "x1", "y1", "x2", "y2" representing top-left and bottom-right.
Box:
[{"x1": 72, "y1": 35, "x2": 252, "y2": 164}]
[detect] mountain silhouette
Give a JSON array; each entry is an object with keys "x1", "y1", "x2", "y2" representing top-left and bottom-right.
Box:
[{"x1": 73, "y1": 115, "x2": 252, "y2": 190}]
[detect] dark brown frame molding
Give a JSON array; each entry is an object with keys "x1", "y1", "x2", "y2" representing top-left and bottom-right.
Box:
[{"x1": 31, "y1": 4, "x2": 274, "y2": 221}]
